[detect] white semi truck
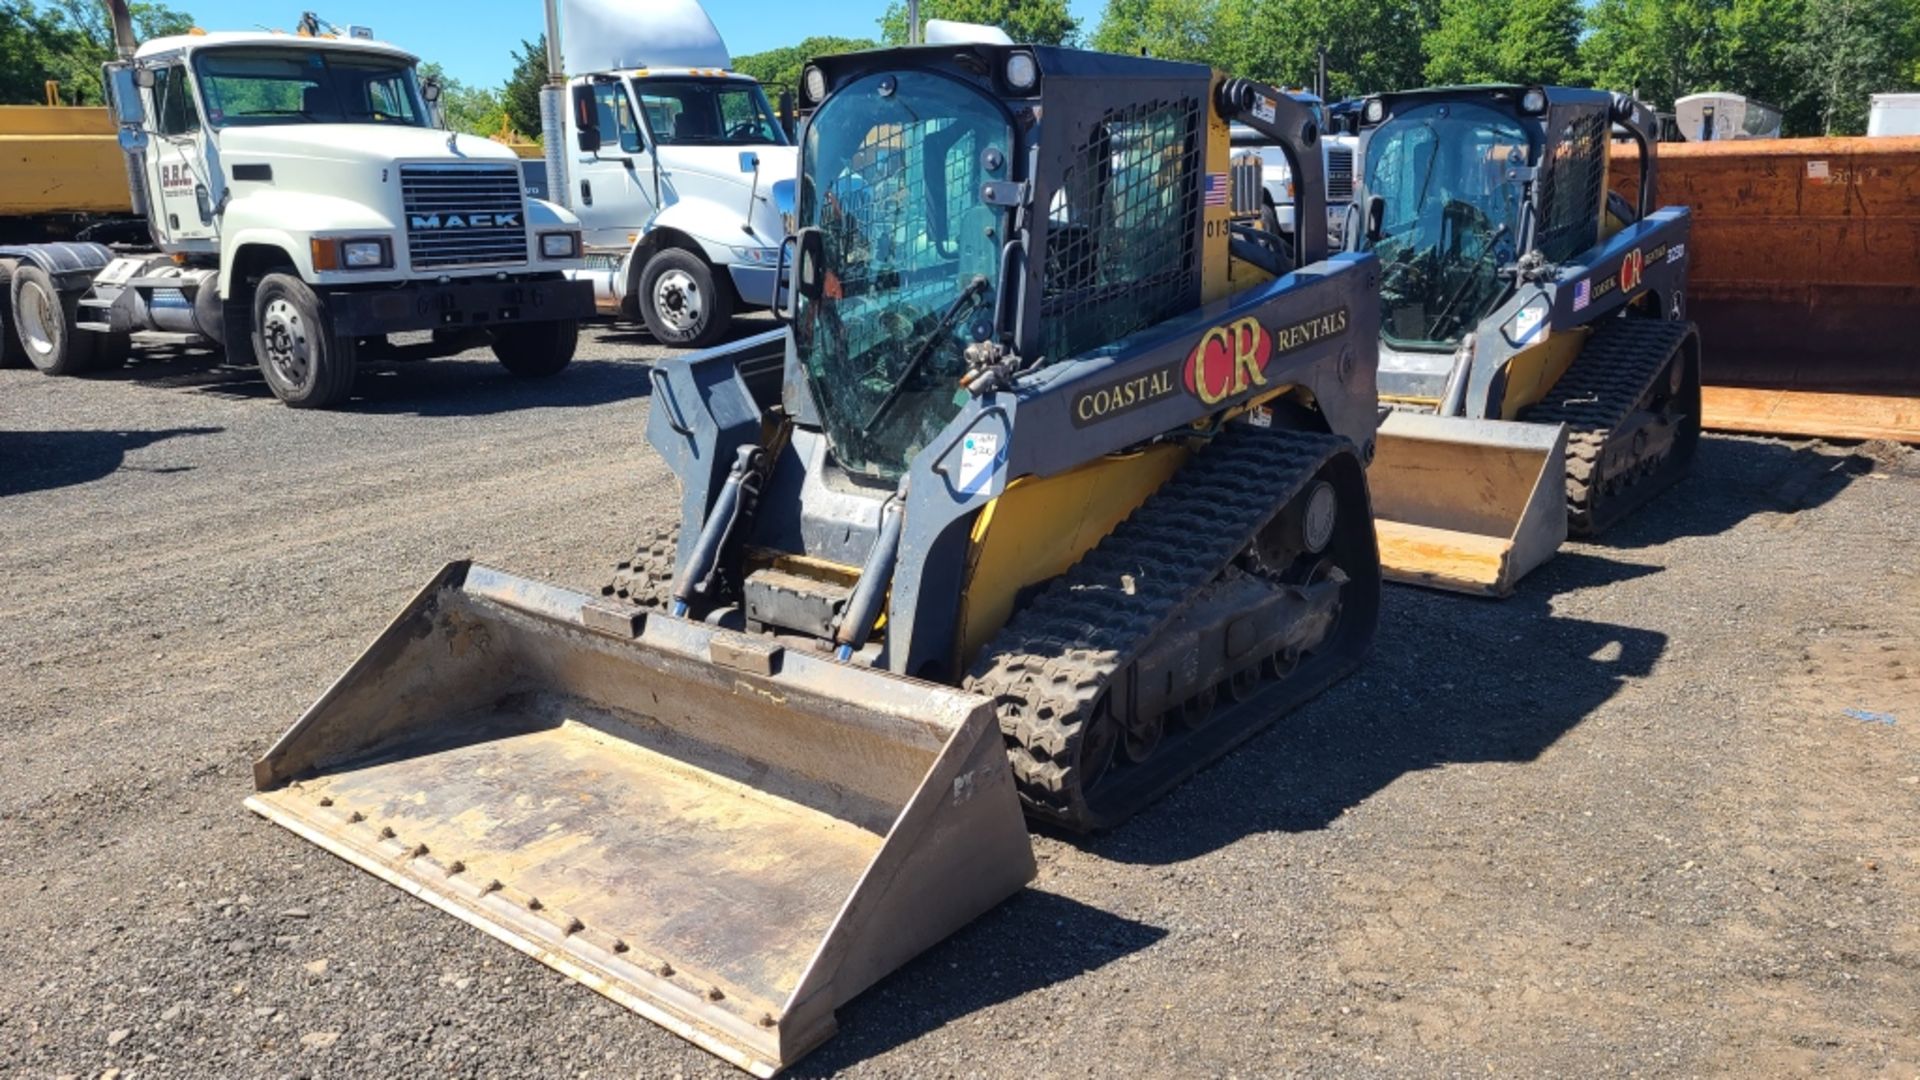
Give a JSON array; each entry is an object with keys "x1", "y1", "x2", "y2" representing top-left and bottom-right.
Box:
[
  {"x1": 0, "y1": 3, "x2": 593, "y2": 408},
  {"x1": 537, "y1": 0, "x2": 795, "y2": 348}
]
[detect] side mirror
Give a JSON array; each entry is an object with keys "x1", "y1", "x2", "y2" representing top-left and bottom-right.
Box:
[
  {"x1": 571, "y1": 84, "x2": 601, "y2": 154},
  {"x1": 132, "y1": 67, "x2": 156, "y2": 90},
  {"x1": 421, "y1": 76, "x2": 443, "y2": 104},
  {"x1": 110, "y1": 66, "x2": 147, "y2": 126},
  {"x1": 777, "y1": 90, "x2": 795, "y2": 140},
  {"x1": 770, "y1": 178, "x2": 796, "y2": 231},
  {"x1": 1365, "y1": 194, "x2": 1386, "y2": 244},
  {"x1": 790, "y1": 226, "x2": 825, "y2": 318},
  {"x1": 738, "y1": 151, "x2": 759, "y2": 174},
  {"x1": 772, "y1": 234, "x2": 797, "y2": 323}
]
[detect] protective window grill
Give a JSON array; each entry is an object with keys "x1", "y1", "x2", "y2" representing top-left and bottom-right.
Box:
[
  {"x1": 1535, "y1": 108, "x2": 1607, "y2": 264},
  {"x1": 1040, "y1": 96, "x2": 1202, "y2": 362}
]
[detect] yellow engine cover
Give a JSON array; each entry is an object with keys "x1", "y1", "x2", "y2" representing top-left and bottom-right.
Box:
[{"x1": 955, "y1": 443, "x2": 1191, "y2": 669}]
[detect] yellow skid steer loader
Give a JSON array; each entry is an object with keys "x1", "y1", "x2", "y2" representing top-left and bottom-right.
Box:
[
  {"x1": 1350, "y1": 86, "x2": 1701, "y2": 595},
  {"x1": 251, "y1": 45, "x2": 1386, "y2": 1076}
]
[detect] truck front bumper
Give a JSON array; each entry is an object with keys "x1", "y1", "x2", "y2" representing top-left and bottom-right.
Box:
[
  {"x1": 727, "y1": 264, "x2": 778, "y2": 310},
  {"x1": 328, "y1": 276, "x2": 596, "y2": 337}
]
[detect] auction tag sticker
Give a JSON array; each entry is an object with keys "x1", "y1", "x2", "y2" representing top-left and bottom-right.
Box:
[
  {"x1": 1253, "y1": 95, "x2": 1277, "y2": 124},
  {"x1": 958, "y1": 431, "x2": 1001, "y2": 495},
  {"x1": 1807, "y1": 160, "x2": 1830, "y2": 181}
]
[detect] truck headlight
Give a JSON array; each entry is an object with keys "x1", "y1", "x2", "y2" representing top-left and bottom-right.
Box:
[
  {"x1": 311, "y1": 236, "x2": 391, "y2": 271},
  {"x1": 540, "y1": 231, "x2": 581, "y2": 259},
  {"x1": 729, "y1": 246, "x2": 781, "y2": 265},
  {"x1": 341, "y1": 239, "x2": 389, "y2": 269}
]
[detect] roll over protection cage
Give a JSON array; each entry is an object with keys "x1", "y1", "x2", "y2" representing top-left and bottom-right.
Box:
[{"x1": 792, "y1": 50, "x2": 1337, "y2": 371}]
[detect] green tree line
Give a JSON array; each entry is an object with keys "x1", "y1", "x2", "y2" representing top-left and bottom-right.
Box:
[
  {"x1": 1092, "y1": 0, "x2": 1920, "y2": 135},
  {"x1": 1, "y1": 0, "x2": 191, "y2": 105},
  {"x1": 10, "y1": 0, "x2": 1914, "y2": 136}
]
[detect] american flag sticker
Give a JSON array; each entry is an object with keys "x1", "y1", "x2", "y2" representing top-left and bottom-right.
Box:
[
  {"x1": 1204, "y1": 172, "x2": 1228, "y2": 207},
  {"x1": 1572, "y1": 279, "x2": 1591, "y2": 312}
]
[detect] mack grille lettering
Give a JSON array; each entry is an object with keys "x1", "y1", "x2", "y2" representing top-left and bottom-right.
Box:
[
  {"x1": 400, "y1": 164, "x2": 529, "y2": 270},
  {"x1": 409, "y1": 212, "x2": 523, "y2": 230}
]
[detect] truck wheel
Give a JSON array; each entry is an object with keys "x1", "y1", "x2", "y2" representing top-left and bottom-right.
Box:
[
  {"x1": 252, "y1": 273, "x2": 357, "y2": 408},
  {"x1": 638, "y1": 248, "x2": 733, "y2": 349},
  {"x1": 0, "y1": 263, "x2": 22, "y2": 369},
  {"x1": 9, "y1": 265, "x2": 91, "y2": 376},
  {"x1": 490, "y1": 319, "x2": 577, "y2": 377}
]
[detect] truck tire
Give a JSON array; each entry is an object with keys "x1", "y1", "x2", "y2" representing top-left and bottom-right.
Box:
[
  {"x1": 0, "y1": 266, "x2": 23, "y2": 370},
  {"x1": 252, "y1": 273, "x2": 357, "y2": 408},
  {"x1": 490, "y1": 318, "x2": 578, "y2": 377},
  {"x1": 9, "y1": 264, "x2": 93, "y2": 376},
  {"x1": 638, "y1": 247, "x2": 733, "y2": 349},
  {"x1": 0, "y1": 263, "x2": 21, "y2": 369}
]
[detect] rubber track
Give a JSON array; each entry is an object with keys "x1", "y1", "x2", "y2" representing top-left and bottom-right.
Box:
[
  {"x1": 964, "y1": 425, "x2": 1352, "y2": 830},
  {"x1": 1522, "y1": 317, "x2": 1692, "y2": 536},
  {"x1": 603, "y1": 521, "x2": 680, "y2": 607}
]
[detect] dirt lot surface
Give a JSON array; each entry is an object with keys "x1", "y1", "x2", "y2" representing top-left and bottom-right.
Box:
[{"x1": 3, "y1": 325, "x2": 1917, "y2": 1078}]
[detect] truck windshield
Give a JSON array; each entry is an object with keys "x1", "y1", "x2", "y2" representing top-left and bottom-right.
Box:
[
  {"x1": 195, "y1": 48, "x2": 427, "y2": 129},
  {"x1": 633, "y1": 79, "x2": 787, "y2": 146},
  {"x1": 1362, "y1": 101, "x2": 1530, "y2": 350},
  {"x1": 794, "y1": 71, "x2": 1011, "y2": 481}
]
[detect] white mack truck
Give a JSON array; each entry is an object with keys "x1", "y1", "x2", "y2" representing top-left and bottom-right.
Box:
[{"x1": 0, "y1": 2, "x2": 593, "y2": 408}]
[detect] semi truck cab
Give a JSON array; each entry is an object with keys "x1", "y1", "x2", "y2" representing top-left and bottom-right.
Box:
[
  {"x1": 1, "y1": 16, "x2": 594, "y2": 408},
  {"x1": 541, "y1": 0, "x2": 796, "y2": 348}
]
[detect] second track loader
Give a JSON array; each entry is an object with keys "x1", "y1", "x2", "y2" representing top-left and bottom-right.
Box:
[
  {"x1": 252, "y1": 45, "x2": 1386, "y2": 1075},
  {"x1": 1350, "y1": 86, "x2": 1702, "y2": 595}
]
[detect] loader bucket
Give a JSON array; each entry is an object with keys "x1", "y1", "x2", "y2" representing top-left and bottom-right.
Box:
[
  {"x1": 246, "y1": 563, "x2": 1035, "y2": 1077},
  {"x1": 1368, "y1": 412, "x2": 1569, "y2": 597}
]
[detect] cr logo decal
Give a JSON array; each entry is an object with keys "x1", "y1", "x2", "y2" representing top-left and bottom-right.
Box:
[
  {"x1": 1184, "y1": 317, "x2": 1272, "y2": 405},
  {"x1": 1620, "y1": 248, "x2": 1645, "y2": 293}
]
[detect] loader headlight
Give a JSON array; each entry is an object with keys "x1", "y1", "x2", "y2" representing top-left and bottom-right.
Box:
[
  {"x1": 1362, "y1": 97, "x2": 1385, "y2": 125},
  {"x1": 802, "y1": 65, "x2": 828, "y2": 104},
  {"x1": 1004, "y1": 51, "x2": 1038, "y2": 92},
  {"x1": 1503, "y1": 298, "x2": 1549, "y2": 346},
  {"x1": 540, "y1": 230, "x2": 582, "y2": 259},
  {"x1": 1520, "y1": 87, "x2": 1548, "y2": 115}
]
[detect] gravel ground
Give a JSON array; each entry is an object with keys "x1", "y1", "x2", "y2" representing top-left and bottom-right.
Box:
[{"x1": 2, "y1": 324, "x2": 1916, "y2": 1078}]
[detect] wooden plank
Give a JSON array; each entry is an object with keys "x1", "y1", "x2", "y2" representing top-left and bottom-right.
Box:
[
  {"x1": 1703, "y1": 387, "x2": 1920, "y2": 444},
  {"x1": 1376, "y1": 519, "x2": 1514, "y2": 597}
]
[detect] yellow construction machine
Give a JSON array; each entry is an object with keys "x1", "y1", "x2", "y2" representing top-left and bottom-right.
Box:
[
  {"x1": 251, "y1": 45, "x2": 1386, "y2": 1075},
  {"x1": 1352, "y1": 86, "x2": 1701, "y2": 595}
]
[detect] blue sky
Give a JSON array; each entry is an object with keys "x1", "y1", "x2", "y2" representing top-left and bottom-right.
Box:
[{"x1": 177, "y1": 1, "x2": 1109, "y2": 87}]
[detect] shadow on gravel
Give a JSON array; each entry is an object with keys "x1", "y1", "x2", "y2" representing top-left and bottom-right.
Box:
[
  {"x1": 93, "y1": 351, "x2": 653, "y2": 416},
  {"x1": 1598, "y1": 434, "x2": 1875, "y2": 550},
  {"x1": 1090, "y1": 570, "x2": 1668, "y2": 864},
  {"x1": 787, "y1": 890, "x2": 1166, "y2": 1077},
  {"x1": 347, "y1": 359, "x2": 650, "y2": 417},
  {"x1": 0, "y1": 426, "x2": 221, "y2": 497}
]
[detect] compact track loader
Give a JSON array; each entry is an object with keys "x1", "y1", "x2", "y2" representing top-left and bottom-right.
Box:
[
  {"x1": 251, "y1": 45, "x2": 1384, "y2": 1075},
  {"x1": 1350, "y1": 86, "x2": 1702, "y2": 595}
]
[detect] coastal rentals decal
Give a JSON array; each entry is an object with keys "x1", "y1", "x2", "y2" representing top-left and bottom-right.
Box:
[
  {"x1": 1071, "y1": 308, "x2": 1349, "y2": 426},
  {"x1": 1571, "y1": 244, "x2": 1666, "y2": 313}
]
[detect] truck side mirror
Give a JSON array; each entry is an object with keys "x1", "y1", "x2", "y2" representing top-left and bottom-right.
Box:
[
  {"x1": 571, "y1": 84, "x2": 601, "y2": 154},
  {"x1": 1365, "y1": 194, "x2": 1386, "y2": 244},
  {"x1": 109, "y1": 66, "x2": 147, "y2": 127},
  {"x1": 738, "y1": 151, "x2": 759, "y2": 174}
]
